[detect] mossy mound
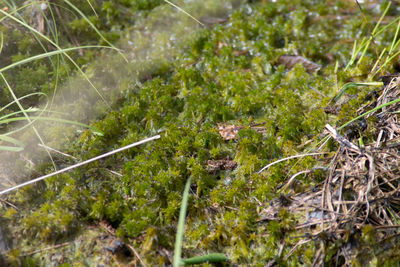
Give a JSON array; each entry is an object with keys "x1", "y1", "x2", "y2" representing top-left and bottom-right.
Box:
[{"x1": 2, "y1": 0, "x2": 400, "y2": 265}]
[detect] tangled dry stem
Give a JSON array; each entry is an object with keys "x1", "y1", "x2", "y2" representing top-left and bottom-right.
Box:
[{"x1": 261, "y1": 75, "x2": 400, "y2": 265}]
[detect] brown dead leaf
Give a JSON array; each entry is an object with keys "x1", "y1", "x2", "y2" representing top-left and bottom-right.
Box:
[
  {"x1": 277, "y1": 55, "x2": 321, "y2": 73},
  {"x1": 199, "y1": 16, "x2": 228, "y2": 28},
  {"x1": 217, "y1": 124, "x2": 242, "y2": 140},
  {"x1": 233, "y1": 49, "x2": 250, "y2": 57},
  {"x1": 217, "y1": 123, "x2": 268, "y2": 140}
]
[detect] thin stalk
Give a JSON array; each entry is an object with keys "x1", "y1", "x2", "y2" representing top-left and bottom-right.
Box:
[
  {"x1": 375, "y1": 49, "x2": 400, "y2": 75},
  {"x1": 0, "y1": 92, "x2": 46, "y2": 112},
  {"x1": 1, "y1": 116, "x2": 103, "y2": 136},
  {"x1": 85, "y1": 0, "x2": 98, "y2": 17},
  {"x1": 0, "y1": 135, "x2": 24, "y2": 152},
  {"x1": 371, "y1": 2, "x2": 391, "y2": 36},
  {"x1": 0, "y1": 73, "x2": 55, "y2": 167},
  {"x1": 389, "y1": 20, "x2": 400, "y2": 54},
  {"x1": 338, "y1": 97, "x2": 400, "y2": 131},
  {"x1": 0, "y1": 32, "x2": 3, "y2": 53},
  {"x1": 63, "y1": 0, "x2": 127, "y2": 61},
  {"x1": 173, "y1": 177, "x2": 192, "y2": 267},
  {"x1": 0, "y1": 8, "x2": 117, "y2": 108},
  {"x1": 0, "y1": 135, "x2": 161, "y2": 195},
  {"x1": 370, "y1": 48, "x2": 386, "y2": 73},
  {"x1": 375, "y1": 16, "x2": 400, "y2": 37},
  {"x1": 164, "y1": 0, "x2": 204, "y2": 26},
  {"x1": 0, "y1": 46, "x2": 110, "y2": 73},
  {"x1": 356, "y1": 37, "x2": 371, "y2": 66}
]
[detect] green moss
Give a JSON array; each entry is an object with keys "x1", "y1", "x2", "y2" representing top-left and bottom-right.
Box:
[{"x1": 4, "y1": 0, "x2": 400, "y2": 265}]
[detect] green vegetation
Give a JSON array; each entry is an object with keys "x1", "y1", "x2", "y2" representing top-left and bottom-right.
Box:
[{"x1": 1, "y1": 0, "x2": 400, "y2": 265}]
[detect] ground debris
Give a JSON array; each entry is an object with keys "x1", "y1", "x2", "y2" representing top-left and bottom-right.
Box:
[
  {"x1": 217, "y1": 123, "x2": 267, "y2": 140},
  {"x1": 206, "y1": 157, "x2": 237, "y2": 174},
  {"x1": 217, "y1": 123, "x2": 242, "y2": 140},
  {"x1": 277, "y1": 55, "x2": 322, "y2": 73},
  {"x1": 260, "y1": 76, "x2": 400, "y2": 265}
]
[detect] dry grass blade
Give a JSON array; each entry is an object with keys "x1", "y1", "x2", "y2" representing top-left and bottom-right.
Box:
[
  {"x1": 37, "y1": 143, "x2": 77, "y2": 160},
  {"x1": 258, "y1": 152, "x2": 327, "y2": 174},
  {"x1": 324, "y1": 124, "x2": 361, "y2": 153}
]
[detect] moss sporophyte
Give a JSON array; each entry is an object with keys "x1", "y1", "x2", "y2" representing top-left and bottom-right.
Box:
[{"x1": 1, "y1": 0, "x2": 400, "y2": 265}]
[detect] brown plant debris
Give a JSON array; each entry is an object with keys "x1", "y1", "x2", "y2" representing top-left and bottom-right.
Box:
[
  {"x1": 259, "y1": 75, "x2": 400, "y2": 265},
  {"x1": 217, "y1": 123, "x2": 242, "y2": 140},
  {"x1": 199, "y1": 16, "x2": 228, "y2": 28},
  {"x1": 217, "y1": 123, "x2": 267, "y2": 140},
  {"x1": 277, "y1": 55, "x2": 322, "y2": 73},
  {"x1": 207, "y1": 158, "x2": 237, "y2": 173}
]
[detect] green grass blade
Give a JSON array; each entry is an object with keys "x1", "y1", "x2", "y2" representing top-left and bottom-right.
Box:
[
  {"x1": 181, "y1": 253, "x2": 228, "y2": 265},
  {"x1": 370, "y1": 47, "x2": 386, "y2": 73},
  {"x1": 6, "y1": 1, "x2": 67, "y2": 110},
  {"x1": 2, "y1": 2, "x2": 59, "y2": 68},
  {"x1": 0, "y1": 93, "x2": 47, "y2": 113},
  {"x1": 313, "y1": 83, "x2": 399, "y2": 154},
  {"x1": 371, "y1": 1, "x2": 390, "y2": 36},
  {"x1": 389, "y1": 20, "x2": 400, "y2": 54},
  {"x1": 0, "y1": 46, "x2": 111, "y2": 73},
  {"x1": 356, "y1": 37, "x2": 371, "y2": 65},
  {"x1": 333, "y1": 82, "x2": 382, "y2": 103},
  {"x1": 1, "y1": 116, "x2": 103, "y2": 136},
  {"x1": 375, "y1": 16, "x2": 400, "y2": 36},
  {"x1": 387, "y1": 208, "x2": 400, "y2": 225},
  {"x1": 0, "y1": 3, "x2": 30, "y2": 23},
  {"x1": 0, "y1": 108, "x2": 40, "y2": 122},
  {"x1": 345, "y1": 37, "x2": 368, "y2": 70},
  {"x1": 63, "y1": 0, "x2": 126, "y2": 62},
  {"x1": 173, "y1": 177, "x2": 192, "y2": 267},
  {"x1": 0, "y1": 92, "x2": 48, "y2": 138},
  {"x1": 351, "y1": 39, "x2": 357, "y2": 59},
  {"x1": 0, "y1": 135, "x2": 24, "y2": 152},
  {"x1": 338, "y1": 97, "x2": 400, "y2": 131},
  {"x1": 0, "y1": 8, "x2": 117, "y2": 108},
  {"x1": 390, "y1": 39, "x2": 400, "y2": 55},
  {"x1": 0, "y1": 72, "x2": 56, "y2": 166},
  {"x1": 376, "y1": 49, "x2": 400, "y2": 74},
  {"x1": 0, "y1": 31, "x2": 3, "y2": 54}
]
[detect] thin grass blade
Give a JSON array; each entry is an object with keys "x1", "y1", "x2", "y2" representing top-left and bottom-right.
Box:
[
  {"x1": 164, "y1": 0, "x2": 204, "y2": 26},
  {"x1": 0, "y1": 135, "x2": 24, "y2": 152},
  {"x1": 173, "y1": 177, "x2": 192, "y2": 267},
  {"x1": 0, "y1": 116, "x2": 104, "y2": 136}
]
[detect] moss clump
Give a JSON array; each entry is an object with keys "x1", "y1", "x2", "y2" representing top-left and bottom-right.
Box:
[{"x1": 3, "y1": 0, "x2": 400, "y2": 265}]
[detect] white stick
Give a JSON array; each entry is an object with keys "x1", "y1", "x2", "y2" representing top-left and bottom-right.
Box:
[
  {"x1": 257, "y1": 152, "x2": 326, "y2": 174},
  {"x1": 0, "y1": 135, "x2": 161, "y2": 195}
]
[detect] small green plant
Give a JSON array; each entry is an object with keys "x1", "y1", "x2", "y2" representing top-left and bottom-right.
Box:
[{"x1": 173, "y1": 177, "x2": 229, "y2": 266}]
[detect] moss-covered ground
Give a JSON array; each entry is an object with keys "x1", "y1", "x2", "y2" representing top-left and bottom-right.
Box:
[{"x1": 1, "y1": 0, "x2": 400, "y2": 265}]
